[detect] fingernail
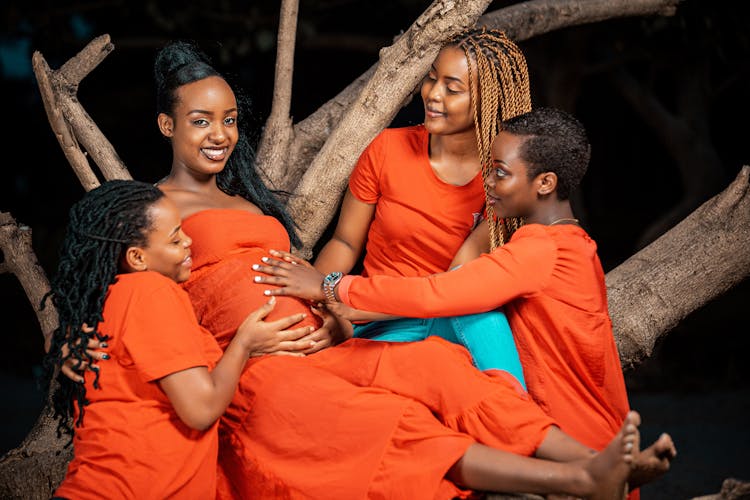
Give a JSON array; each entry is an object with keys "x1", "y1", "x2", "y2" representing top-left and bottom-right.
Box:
[
  {"x1": 254, "y1": 276, "x2": 262, "y2": 282},
  {"x1": 268, "y1": 296, "x2": 276, "y2": 304},
  {"x1": 270, "y1": 249, "x2": 279, "y2": 254},
  {"x1": 252, "y1": 264, "x2": 260, "y2": 270},
  {"x1": 264, "y1": 290, "x2": 271, "y2": 295},
  {"x1": 261, "y1": 257, "x2": 269, "y2": 263},
  {"x1": 100, "y1": 342, "x2": 108, "y2": 348},
  {"x1": 101, "y1": 354, "x2": 110, "y2": 360}
]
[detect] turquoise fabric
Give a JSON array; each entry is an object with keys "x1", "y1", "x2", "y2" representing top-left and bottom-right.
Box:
[{"x1": 352, "y1": 310, "x2": 526, "y2": 389}]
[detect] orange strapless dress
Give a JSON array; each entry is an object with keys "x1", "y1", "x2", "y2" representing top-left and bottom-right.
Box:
[{"x1": 182, "y1": 209, "x2": 554, "y2": 500}]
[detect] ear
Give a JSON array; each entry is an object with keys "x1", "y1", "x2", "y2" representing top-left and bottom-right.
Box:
[
  {"x1": 157, "y1": 113, "x2": 175, "y2": 138},
  {"x1": 123, "y1": 246, "x2": 148, "y2": 273},
  {"x1": 536, "y1": 172, "x2": 558, "y2": 196}
]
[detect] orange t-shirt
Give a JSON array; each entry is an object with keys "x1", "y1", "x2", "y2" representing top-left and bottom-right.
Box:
[
  {"x1": 54, "y1": 271, "x2": 223, "y2": 500},
  {"x1": 339, "y1": 224, "x2": 630, "y2": 451},
  {"x1": 349, "y1": 125, "x2": 485, "y2": 277}
]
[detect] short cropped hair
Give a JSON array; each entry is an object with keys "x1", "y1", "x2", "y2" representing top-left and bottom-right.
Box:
[{"x1": 501, "y1": 107, "x2": 591, "y2": 200}]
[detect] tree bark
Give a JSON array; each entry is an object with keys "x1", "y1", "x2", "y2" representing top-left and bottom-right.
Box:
[
  {"x1": 31, "y1": 34, "x2": 131, "y2": 190},
  {"x1": 608, "y1": 166, "x2": 750, "y2": 370},
  {"x1": 255, "y1": 0, "x2": 299, "y2": 189},
  {"x1": 0, "y1": 213, "x2": 57, "y2": 352}
]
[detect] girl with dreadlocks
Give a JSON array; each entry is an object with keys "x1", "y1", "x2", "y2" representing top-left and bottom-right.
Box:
[
  {"x1": 47, "y1": 180, "x2": 314, "y2": 499},
  {"x1": 313, "y1": 28, "x2": 529, "y2": 384}
]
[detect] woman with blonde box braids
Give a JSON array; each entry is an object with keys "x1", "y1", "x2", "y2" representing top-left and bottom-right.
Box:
[{"x1": 314, "y1": 28, "x2": 529, "y2": 386}]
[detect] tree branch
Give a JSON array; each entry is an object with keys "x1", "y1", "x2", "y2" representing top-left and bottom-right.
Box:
[
  {"x1": 0, "y1": 213, "x2": 57, "y2": 352},
  {"x1": 606, "y1": 166, "x2": 750, "y2": 370},
  {"x1": 255, "y1": 0, "x2": 299, "y2": 188},
  {"x1": 33, "y1": 34, "x2": 132, "y2": 188}
]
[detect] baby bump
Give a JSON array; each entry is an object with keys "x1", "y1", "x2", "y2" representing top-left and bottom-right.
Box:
[{"x1": 184, "y1": 250, "x2": 320, "y2": 349}]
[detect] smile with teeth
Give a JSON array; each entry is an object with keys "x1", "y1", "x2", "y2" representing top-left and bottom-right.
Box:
[{"x1": 201, "y1": 147, "x2": 228, "y2": 160}]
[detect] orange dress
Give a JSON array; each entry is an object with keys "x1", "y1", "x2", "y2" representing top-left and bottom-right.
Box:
[
  {"x1": 54, "y1": 272, "x2": 223, "y2": 500},
  {"x1": 182, "y1": 209, "x2": 556, "y2": 500},
  {"x1": 339, "y1": 224, "x2": 631, "y2": 452}
]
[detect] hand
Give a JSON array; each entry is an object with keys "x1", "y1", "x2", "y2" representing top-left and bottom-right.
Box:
[
  {"x1": 252, "y1": 252, "x2": 327, "y2": 302},
  {"x1": 236, "y1": 297, "x2": 318, "y2": 357},
  {"x1": 299, "y1": 304, "x2": 351, "y2": 354},
  {"x1": 60, "y1": 324, "x2": 109, "y2": 383},
  {"x1": 268, "y1": 249, "x2": 315, "y2": 269}
]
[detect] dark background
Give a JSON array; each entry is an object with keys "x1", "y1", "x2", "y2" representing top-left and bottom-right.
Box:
[{"x1": 1, "y1": 1, "x2": 748, "y2": 497}]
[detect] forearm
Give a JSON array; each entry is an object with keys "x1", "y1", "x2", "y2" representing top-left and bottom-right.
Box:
[
  {"x1": 314, "y1": 238, "x2": 361, "y2": 275},
  {"x1": 338, "y1": 253, "x2": 529, "y2": 318},
  {"x1": 160, "y1": 338, "x2": 249, "y2": 431}
]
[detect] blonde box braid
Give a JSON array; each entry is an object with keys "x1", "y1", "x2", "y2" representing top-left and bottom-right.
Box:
[{"x1": 448, "y1": 28, "x2": 531, "y2": 250}]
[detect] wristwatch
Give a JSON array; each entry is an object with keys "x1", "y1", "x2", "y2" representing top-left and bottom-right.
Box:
[{"x1": 322, "y1": 271, "x2": 344, "y2": 302}]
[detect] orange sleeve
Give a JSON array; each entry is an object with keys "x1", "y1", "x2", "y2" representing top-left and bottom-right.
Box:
[
  {"x1": 342, "y1": 228, "x2": 557, "y2": 317},
  {"x1": 122, "y1": 276, "x2": 210, "y2": 382},
  {"x1": 348, "y1": 129, "x2": 387, "y2": 203}
]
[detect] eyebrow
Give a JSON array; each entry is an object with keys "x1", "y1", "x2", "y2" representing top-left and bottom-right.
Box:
[
  {"x1": 168, "y1": 225, "x2": 181, "y2": 237},
  {"x1": 429, "y1": 66, "x2": 467, "y2": 85},
  {"x1": 186, "y1": 107, "x2": 238, "y2": 115}
]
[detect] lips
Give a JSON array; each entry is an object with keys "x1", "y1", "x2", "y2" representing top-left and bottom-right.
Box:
[
  {"x1": 182, "y1": 254, "x2": 193, "y2": 268},
  {"x1": 425, "y1": 106, "x2": 445, "y2": 119},
  {"x1": 201, "y1": 147, "x2": 228, "y2": 161}
]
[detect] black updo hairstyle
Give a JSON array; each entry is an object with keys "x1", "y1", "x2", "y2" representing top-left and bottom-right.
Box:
[
  {"x1": 154, "y1": 41, "x2": 300, "y2": 247},
  {"x1": 43, "y1": 180, "x2": 165, "y2": 438}
]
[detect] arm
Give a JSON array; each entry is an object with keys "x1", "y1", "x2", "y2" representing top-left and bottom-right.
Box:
[
  {"x1": 158, "y1": 299, "x2": 312, "y2": 430},
  {"x1": 160, "y1": 298, "x2": 315, "y2": 431},
  {"x1": 253, "y1": 230, "x2": 555, "y2": 318},
  {"x1": 313, "y1": 189, "x2": 375, "y2": 275},
  {"x1": 449, "y1": 218, "x2": 490, "y2": 270},
  {"x1": 271, "y1": 249, "x2": 399, "y2": 324}
]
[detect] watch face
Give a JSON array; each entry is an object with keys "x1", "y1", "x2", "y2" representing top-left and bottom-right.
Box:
[{"x1": 325, "y1": 272, "x2": 343, "y2": 285}]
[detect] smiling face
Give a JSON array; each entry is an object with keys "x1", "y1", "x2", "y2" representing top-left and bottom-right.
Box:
[
  {"x1": 484, "y1": 131, "x2": 541, "y2": 219},
  {"x1": 125, "y1": 197, "x2": 193, "y2": 283},
  {"x1": 159, "y1": 75, "x2": 239, "y2": 179},
  {"x1": 420, "y1": 46, "x2": 475, "y2": 137}
]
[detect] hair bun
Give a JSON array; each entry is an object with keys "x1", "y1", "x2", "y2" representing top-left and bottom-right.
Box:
[{"x1": 154, "y1": 40, "x2": 211, "y2": 87}]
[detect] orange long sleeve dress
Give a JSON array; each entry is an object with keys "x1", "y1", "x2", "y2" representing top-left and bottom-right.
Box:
[
  {"x1": 339, "y1": 224, "x2": 631, "y2": 452},
  {"x1": 182, "y1": 209, "x2": 556, "y2": 500}
]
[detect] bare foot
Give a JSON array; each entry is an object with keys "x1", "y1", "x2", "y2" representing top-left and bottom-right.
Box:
[
  {"x1": 581, "y1": 411, "x2": 641, "y2": 500},
  {"x1": 628, "y1": 432, "x2": 677, "y2": 489}
]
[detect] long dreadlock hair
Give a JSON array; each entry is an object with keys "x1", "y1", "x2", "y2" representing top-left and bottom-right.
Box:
[
  {"x1": 154, "y1": 40, "x2": 301, "y2": 248},
  {"x1": 446, "y1": 28, "x2": 532, "y2": 250},
  {"x1": 42, "y1": 180, "x2": 165, "y2": 437}
]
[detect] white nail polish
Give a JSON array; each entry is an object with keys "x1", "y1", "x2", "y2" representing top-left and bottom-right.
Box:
[
  {"x1": 254, "y1": 276, "x2": 262, "y2": 282},
  {"x1": 252, "y1": 264, "x2": 260, "y2": 270},
  {"x1": 261, "y1": 257, "x2": 269, "y2": 263},
  {"x1": 264, "y1": 290, "x2": 271, "y2": 295}
]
